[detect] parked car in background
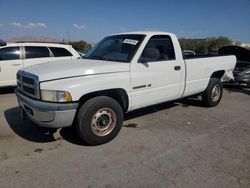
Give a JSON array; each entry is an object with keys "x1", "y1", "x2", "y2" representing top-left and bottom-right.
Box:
[
  {"x1": 0, "y1": 42, "x2": 80, "y2": 87},
  {"x1": 218, "y1": 46, "x2": 250, "y2": 86}
]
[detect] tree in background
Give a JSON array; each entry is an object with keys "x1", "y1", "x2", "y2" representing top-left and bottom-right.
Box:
[
  {"x1": 206, "y1": 37, "x2": 232, "y2": 52},
  {"x1": 179, "y1": 36, "x2": 234, "y2": 54},
  {"x1": 69, "y1": 40, "x2": 92, "y2": 52}
]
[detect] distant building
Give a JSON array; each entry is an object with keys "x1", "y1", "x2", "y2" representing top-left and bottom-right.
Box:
[
  {"x1": 240, "y1": 43, "x2": 250, "y2": 48},
  {"x1": 232, "y1": 41, "x2": 250, "y2": 49}
]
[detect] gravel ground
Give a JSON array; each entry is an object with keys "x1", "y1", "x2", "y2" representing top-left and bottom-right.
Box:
[{"x1": 0, "y1": 86, "x2": 249, "y2": 188}]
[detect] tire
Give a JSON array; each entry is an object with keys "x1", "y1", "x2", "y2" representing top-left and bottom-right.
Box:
[
  {"x1": 76, "y1": 96, "x2": 124, "y2": 145},
  {"x1": 202, "y1": 78, "x2": 223, "y2": 107}
]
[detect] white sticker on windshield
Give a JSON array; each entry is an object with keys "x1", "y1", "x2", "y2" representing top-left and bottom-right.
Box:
[{"x1": 123, "y1": 39, "x2": 139, "y2": 45}]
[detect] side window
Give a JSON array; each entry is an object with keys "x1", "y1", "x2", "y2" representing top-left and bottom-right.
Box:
[
  {"x1": 140, "y1": 35, "x2": 175, "y2": 62},
  {"x1": 0, "y1": 47, "x2": 20, "y2": 61},
  {"x1": 49, "y1": 47, "x2": 73, "y2": 57},
  {"x1": 25, "y1": 46, "x2": 50, "y2": 59}
]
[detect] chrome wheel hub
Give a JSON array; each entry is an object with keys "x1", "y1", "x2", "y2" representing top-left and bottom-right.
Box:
[
  {"x1": 211, "y1": 84, "x2": 221, "y2": 102},
  {"x1": 91, "y1": 108, "x2": 117, "y2": 136}
]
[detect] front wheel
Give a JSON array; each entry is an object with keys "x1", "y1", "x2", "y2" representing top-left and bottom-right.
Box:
[
  {"x1": 202, "y1": 78, "x2": 223, "y2": 107},
  {"x1": 76, "y1": 96, "x2": 124, "y2": 145}
]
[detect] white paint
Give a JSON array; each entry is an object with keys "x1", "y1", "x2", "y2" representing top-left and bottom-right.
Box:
[{"x1": 18, "y1": 32, "x2": 237, "y2": 112}]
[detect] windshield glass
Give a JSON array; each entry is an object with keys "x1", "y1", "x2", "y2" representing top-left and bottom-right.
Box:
[{"x1": 85, "y1": 34, "x2": 145, "y2": 62}]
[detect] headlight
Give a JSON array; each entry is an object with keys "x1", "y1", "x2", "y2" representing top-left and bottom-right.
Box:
[{"x1": 40, "y1": 90, "x2": 72, "y2": 102}]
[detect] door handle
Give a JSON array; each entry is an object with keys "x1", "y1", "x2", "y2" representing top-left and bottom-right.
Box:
[
  {"x1": 12, "y1": 63, "x2": 21, "y2": 66},
  {"x1": 174, "y1": 66, "x2": 181, "y2": 71}
]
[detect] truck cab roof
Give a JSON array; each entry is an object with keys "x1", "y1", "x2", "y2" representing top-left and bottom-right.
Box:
[{"x1": 111, "y1": 31, "x2": 175, "y2": 37}]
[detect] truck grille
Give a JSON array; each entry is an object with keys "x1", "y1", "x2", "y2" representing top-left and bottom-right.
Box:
[{"x1": 16, "y1": 70, "x2": 40, "y2": 99}]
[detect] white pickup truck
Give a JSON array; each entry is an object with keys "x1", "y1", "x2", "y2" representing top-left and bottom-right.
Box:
[{"x1": 15, "y1": 32, "x2": 236, "y2": 145}]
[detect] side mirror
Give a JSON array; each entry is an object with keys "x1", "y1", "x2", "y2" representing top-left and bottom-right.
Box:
[{"x1": 139, "y1": 48, "x2": 160, "y2": 63}]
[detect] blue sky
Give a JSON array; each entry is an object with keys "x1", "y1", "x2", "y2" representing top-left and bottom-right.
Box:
[{"x1": 0, "y1": 0, "x2": 250, "y2": 43}]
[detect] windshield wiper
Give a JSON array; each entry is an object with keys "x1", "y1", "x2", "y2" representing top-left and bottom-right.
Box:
[{"x1": 88, "y1": 55, "x2": 127, "y2": 62}]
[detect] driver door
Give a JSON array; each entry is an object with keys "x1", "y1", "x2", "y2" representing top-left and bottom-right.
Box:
[{"x1": 130, "y1": 35, "x2": 183, "y2": 110}]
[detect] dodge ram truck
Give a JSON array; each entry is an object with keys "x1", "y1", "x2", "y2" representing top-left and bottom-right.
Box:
[{"x1": 15, "y1": 32, "x2": 236, "y2": 145}]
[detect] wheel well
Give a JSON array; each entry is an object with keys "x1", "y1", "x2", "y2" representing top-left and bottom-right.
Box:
[
  {"x1": 78, "y1": 89, "x2": 129, "y2": 112},
  {"x1": 210, "y1": 70, "x2": 225, "y2": 79}
]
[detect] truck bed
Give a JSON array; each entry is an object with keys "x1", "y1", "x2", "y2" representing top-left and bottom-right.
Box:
[{"x1": 183, "y1": 55, "x2": 236, "y2": 97}]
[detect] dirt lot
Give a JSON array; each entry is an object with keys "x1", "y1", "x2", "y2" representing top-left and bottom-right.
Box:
[{"x1": 0, "y1": 86, "x2": 249, "y2": 188}]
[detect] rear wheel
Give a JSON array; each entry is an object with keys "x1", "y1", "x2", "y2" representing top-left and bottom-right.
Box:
[
  {"x1": 202, "y1": 78, "x2": 223, "y2": 107},
  {"x1": 76, "y1": 96, "x2": 124, "y2": 145}
]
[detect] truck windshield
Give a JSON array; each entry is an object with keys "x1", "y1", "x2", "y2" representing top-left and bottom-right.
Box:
[{"x1": 85, "y1": 34, "x2": 145, "y2": 62}]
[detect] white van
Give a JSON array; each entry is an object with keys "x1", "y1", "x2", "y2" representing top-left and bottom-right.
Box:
[{"x1": 0, "y1": 42, "x2": 80, "y2": 87}]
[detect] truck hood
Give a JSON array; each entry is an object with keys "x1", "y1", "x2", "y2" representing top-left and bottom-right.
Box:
[{"x1": 22, "y1": 59, "x2": 130, "y2": 81}]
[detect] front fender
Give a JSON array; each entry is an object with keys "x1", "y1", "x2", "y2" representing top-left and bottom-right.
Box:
[{"x1": 39, "y1": 72, "x2": 131, "y2": 101}]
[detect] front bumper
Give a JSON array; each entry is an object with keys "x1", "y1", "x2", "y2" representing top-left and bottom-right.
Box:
[{"x1": 15, "y1": 88, "x2": 78, "y2": 128}]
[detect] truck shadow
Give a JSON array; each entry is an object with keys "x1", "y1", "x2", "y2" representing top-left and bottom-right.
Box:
[
  {"x1": 60, "y1": 101, "x2": 181, "y2": 146},
  {"x1": 59, "y1": 102, "x2": 182, "y2": 145},
  {"x1": 223, "y1": 84, "x2": 250, "y2": 96},
  {"x1": 124, "y1": 99, "x2": 201, "y2": 121},
  {"x1": 125, "y1": 102, "x2": 178, "y2": 120},
  {"x1": 4, "y1": 107, "x2": 58, "y2": 143},
  {"x1": 4, "y1": 106, "x2": 89, "y2": 145},
  {"x1": 59, "y1": 126, "x2": 89, "y2": 146},
  {"x1": 4, "y1": 98, "x2": 204, "y2": 146},
  {"x1": 0, "y1": 87, "x2": 15, "y2": 95}
]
